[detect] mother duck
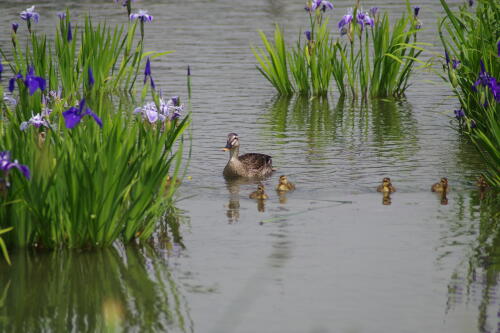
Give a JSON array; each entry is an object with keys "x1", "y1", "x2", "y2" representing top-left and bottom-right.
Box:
[{"x1": 222, "y1": 133, "x2": 274, "y2": 178}]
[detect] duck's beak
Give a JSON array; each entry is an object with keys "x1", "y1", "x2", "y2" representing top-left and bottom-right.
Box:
[
  {"x1": 222, "y1": 142, "x2": 232, "y2": 151},
  {"x1": 222, "y1": 147, "x2": 229, "y2": 151}
]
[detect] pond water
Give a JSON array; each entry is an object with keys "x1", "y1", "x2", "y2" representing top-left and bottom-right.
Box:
[{"x1": 0, "y1": 0, "x2": 499, "y2": 332}]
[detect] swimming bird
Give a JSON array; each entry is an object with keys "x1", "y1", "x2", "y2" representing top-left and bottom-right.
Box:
[
  {"x1": 223, "y1": 133, "x2": 274, "y2": 178},
  {"x1": 276, "y1": 175, "x2": 295, "y2": 192},
  {"x1": 431, "y1": 177, "x2": 449, "y2": 193},
  {"x1": 249, "y1": 184, "x2": 269, "y2": 200},
  {"x1": 377, "y1": 177, "x2": 396, "y2": 193},
  {"x1": 476, "y1": 175, "x2": 488, "y2": 191}
]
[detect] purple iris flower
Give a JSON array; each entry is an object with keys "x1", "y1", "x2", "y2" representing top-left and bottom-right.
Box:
[
  {"x1": 356, "y1": 11, "x2": 374, "y2": 30},
  {"x1": 370, "y1": 7, "x2": 378, "y2": 17},
  {"x1": 115, "y1": 0, "x2": 135, "y2": 7},
  {"x1": 20, "y1": 113, "x2": 49, "y2": 131},
  {"x1": 0, "y1": 151, "x2": 31, "y2": 181},
  {"x1": 8, "y1": 73, "x2": 22, "y2": 92},
  {"x1": 305, "y1": 30, "x2": 312, "y2": 41},
  {"x1": 144, "y1": 57, "x2": 155, "y2": 89},
  {"x1": 3, "y1": 94, "x2": 17, "y2": 106},
  {"x1": 338, "y1": 9, "x2": 353, "y2": 31},
  {"x1": 452, "y1": 59, "x2": 460, "y2": 69},
  {"x1": 445, "y1": 51, "x2": 450, "y2": 65},
  {"x1": 187, "y1": 65, "x2": 191, "y2": 76},
  {"x1": 414, "y1": 6, "x2": 420, "y2": 17},
  {"x1": 67, "y1": 24, "x2": 73, "y2": 42},
  {"x1": 88, "y1": 67, "x2": 95, "y2": 87},
  {"x1": 468, "y1": 0, "x2": 473, "y2": 6},
  {"x1": 20, "y1": 6, "x2": 40, "y2": 23},
  {"x1": 473, "y1": 60, "x2": 494, "y2": 91},
  {"x1": 135, "y1": 97, "x2": 183, "y2": 123},
  {"x1": 144, "y1": 57, "x2": 151, "y2": 78},
  {"x1": 57, "y1": 12, "x2": 66, "y2": 20},
  {"x1": 62, "y1": 99, "x2": 103, "y2": 129},
  {"x1": 311, "y1": 0, "x2": 333, "y2": 12},
  {"x1": 134, "y1": 102, "x2": 165, "y2": 123},
  {"x1": 130, "y1": 10, "x2": 153, "y2": 22},
  {"x1": 12, "y1": 23, "x2": 19, "y2": 33},
  {"x1": 0, "y1": 58, "x2": 3, "y2": 80},
  {"x1": 454, "y1": 109, "x2": 465, "y2": 119},
  {"x1": 24, "y1": 66, "x2": 46, "y2": 95}
]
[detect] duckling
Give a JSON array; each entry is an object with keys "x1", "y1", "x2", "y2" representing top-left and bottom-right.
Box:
[
  {"x1": 276, "y1": 175, "x2": 295, "y2": 192},
  {"x1": 431, "y1": 177, "x2": 449, "y2": 193},
  {"x1": 249, "y1": 184, "x2": 269, "y2": 200},
  {"x1": 165, "y1": 175, "x2": 182, "y2": 187},
  {"x1": 377, "y1": 177, "x2": 396, "y2": 193},
  {"x1": 223, "y1": 133, "x2": 274, "y2": 179},
  {"x1": 476, "y1": 175, "x2": 489, "y2": 191}
]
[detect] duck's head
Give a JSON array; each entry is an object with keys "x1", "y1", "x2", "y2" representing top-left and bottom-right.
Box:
[
  {"x1": 222, "y1": 133, "x2": 240, "y2": 151},
  {"x1": 382, "y1": 177, "x2": 391, "y2": 186},
  {"x1": 257, "y1": 184, "x2": 265, "y2": 192},
  {"x1": 279, "y1": 175, "x2": 289, "y2": 184}
]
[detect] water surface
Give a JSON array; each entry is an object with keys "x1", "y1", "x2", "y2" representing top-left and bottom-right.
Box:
[{"x1": 0, "y1": 1, "x2": 499, "y2": 332}]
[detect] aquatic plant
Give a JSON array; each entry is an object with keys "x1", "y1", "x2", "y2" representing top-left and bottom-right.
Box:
[
  {"x1": 253, "y1": 0, "x2": 427, "y2": 97},
  {"x1": 0, "y1": 245, "x2": 192, "y2": 331},
  {"x1": 0, "y1": 227, "x2": 13, "y2": 265},
  {"x1": 438, "y1": 0, "x2": 500, "y2": 187},
  {"x1": 0, "y1": 7, "x2": 190, "y2": 249},
  {"x1": 20, "y1": 5, "x2": 39, "y2": 33}
]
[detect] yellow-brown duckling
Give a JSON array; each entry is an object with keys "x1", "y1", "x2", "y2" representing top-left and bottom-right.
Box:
[
  {"x1": 276, "y1": 175, "x2": 295, "y2": 192},
  {"x1": 476, "y1": 175, "x2": 489, "y2": 191},
  {"x1": 249, "y1": 184, "x2": 269, "y2": 200},
  {"x1": 377, "y1": 177, "x2": 396, "y2": 193},
  {"x1": 431, "y1": 177, "x2": 449, "y2": 193}
]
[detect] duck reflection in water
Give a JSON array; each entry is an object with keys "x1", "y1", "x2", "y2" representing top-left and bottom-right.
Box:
[
  {"x1": 440, "y1": 192, "x2": 448, "y2": 205},
  {"x1": 225, "y1": 178, "x2": 266, "y2": 222},
  {"x1": 382, "y1": 192, "x2": 392, "y2": 205}
]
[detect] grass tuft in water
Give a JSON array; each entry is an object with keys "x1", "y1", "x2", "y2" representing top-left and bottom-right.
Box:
[
  {"x1": 438, "y1": 0, "x2": 500, "y2": 187},
  {"x1": 253, "y1": 0, "x2": 428, "y2": 98}
]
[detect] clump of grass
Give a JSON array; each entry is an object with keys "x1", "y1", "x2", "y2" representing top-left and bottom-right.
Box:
[
  {"x1": 0, "y1": 6, "x2": 190, "y2": 249},
  {"x1": 253, "y1": 0, "x2": 427, "y2": 98},
  {"x1": 438, "y1": 0, "x2": 499, "y2": 187}
]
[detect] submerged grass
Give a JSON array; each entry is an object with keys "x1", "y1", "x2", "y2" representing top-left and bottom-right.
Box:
[
  {"x1": 0, "y1": 6, "x2": 189, "y2": 253},
  {"x1": 438, "y1": 0, "x2": 500, "y2": 187}
]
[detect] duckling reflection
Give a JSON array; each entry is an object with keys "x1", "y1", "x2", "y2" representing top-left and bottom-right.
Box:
[
  {"x1": 377, "y1": 177, "x2": 396, "y2": 193},
  {"x1": 382, "y1": 192, "x2": 392, "y2": 205},
  {"x1": 431, "y1": 177, "x2": 449, "y2": 193},
  {"x1": 440, "y1": 192, "x2": 448, "y2": 205},
  {"x1": 225, "y1": 178, "x2": 261, "y2": 223}
]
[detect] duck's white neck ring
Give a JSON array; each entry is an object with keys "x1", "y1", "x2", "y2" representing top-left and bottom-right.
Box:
[{"x1": 229, "y1": 146, "x2": 239, "y2": 160}]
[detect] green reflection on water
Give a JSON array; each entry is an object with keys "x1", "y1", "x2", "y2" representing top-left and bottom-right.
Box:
[
  {"x1": 441, "y1": 190, "x2": 500, "y2": 333},
  {"x1": 0, "y1": 245, "x2": 193, "y2": 332},
  {"x1": 265, "y1": 95, "x2": 419, "y2": 160}
]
